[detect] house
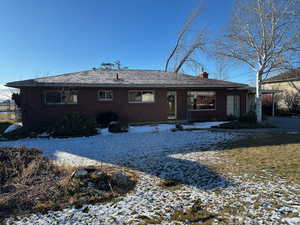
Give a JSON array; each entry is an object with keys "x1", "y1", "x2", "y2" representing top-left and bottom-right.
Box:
[
  {"x1": 262, "y1": 67, "x2": 300, "y2": 110},
  {"x1": 6, "y1": 69, "x2": 251, "y2": 129}
]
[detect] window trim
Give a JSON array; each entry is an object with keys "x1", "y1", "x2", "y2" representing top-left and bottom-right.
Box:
[
  {"x1": 44, "y1": 90, "x2": 78, "y2": 105},
  {"x1": 98, "y1": 90, "x2": 113, "y2": 101},
  {"x1": 187, "y1": 91, "x2": 217, "y2": 111},
  {"x1": 128, "y1": 90, "x2": 155, "y2": 104}
]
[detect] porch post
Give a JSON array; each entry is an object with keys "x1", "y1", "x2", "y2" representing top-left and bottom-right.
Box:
[{"x1": 272, "y1": 93, "x2": 275, "y2": 117}]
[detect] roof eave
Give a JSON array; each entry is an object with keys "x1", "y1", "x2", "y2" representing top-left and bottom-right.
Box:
[
  {"x1": 6, "y1": 82, "x2": 248, "y2": 89},
  {"x1": 263, "y1": 78, "x2": 300, "y2": 84}
]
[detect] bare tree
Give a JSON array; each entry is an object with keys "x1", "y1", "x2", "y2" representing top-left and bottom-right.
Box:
[
  {"x1": 164, "y1": 3, "x2": 206, "y2": 73},
  {"x1": 215, "y1": 0, "x2": 300, "y2": 122},
  {"x1": 211, "y1": 59, "x2": 229, "y2": 80},
  {"x1": 100, "y1": 61, "x2": 128, "y2": 70},
  {"x1": 282, "y1": 90, "x2": 300, "y2": 113}
]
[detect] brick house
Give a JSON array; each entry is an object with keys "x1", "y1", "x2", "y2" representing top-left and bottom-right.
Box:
[{"x1": 6, "y1": 69, "x2": 251, "y2": 129}]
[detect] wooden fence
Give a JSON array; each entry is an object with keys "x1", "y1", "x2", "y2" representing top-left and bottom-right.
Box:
[{"x1": 0, "y1": 101, "x2": 20, "y2": 121}]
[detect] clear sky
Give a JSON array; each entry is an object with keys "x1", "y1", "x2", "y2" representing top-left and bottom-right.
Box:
[{"x1": 0, "y1": 0, "x2": 253, "y2": 85}]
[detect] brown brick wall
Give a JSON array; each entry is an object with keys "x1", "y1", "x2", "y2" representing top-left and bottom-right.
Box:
[{"x1": 19, "y1": 87, "x2": 247, "y2": 129}]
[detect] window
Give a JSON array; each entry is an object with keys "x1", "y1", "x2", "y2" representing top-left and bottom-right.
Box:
[
  {"x1": 98, "y1": 90, "x2": 113, "y2": 101},
  {"x1": 45, "y1": 90, "x2": 78, "y2": 104},
  {"x1": 187, "y1": 91, "x2": 216, "y2": 110},
  {"x1": 128, "y1": 90, "x2": 155, "y2": 103}
]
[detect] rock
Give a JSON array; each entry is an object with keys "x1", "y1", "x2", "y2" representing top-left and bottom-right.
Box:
[
  {"x1": 110, "y1": 171, "x2": 131, "y2": 187},
  {"x1": 71, "y1": 169, "x2": 88, "y2": 178}
]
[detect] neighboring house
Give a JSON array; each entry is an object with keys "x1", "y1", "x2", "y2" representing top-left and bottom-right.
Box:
[
  {"x1": 6, "y1": 69, "x2": 250, "y2": 129},
  {"x1": 262, "y1": 67, "x2": 300, "y2": 109}
]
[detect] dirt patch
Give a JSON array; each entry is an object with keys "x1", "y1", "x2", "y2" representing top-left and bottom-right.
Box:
[{"x1": 0, "y1": 147, "x2": 137, "y2": 218}]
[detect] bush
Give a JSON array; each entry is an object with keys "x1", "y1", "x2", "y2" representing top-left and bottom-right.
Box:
[
  {"x1": 0, "y1": 147, "x2": 137, "y2": 217},
  {"x1": 96, "y1": 112, "x2": 119, "y2": 128},
  {"x1": 239, "y1": 111, "x2": 257, "y2": 123},
  {"x1": 108, "y1": 121, "x2": 128, "y2": 133},
  {"x1": 175, "y1": 123, "x2": 183, "y2": 131},
  {"x1": 0, "y1": 147, "x2": 59, "y2": 214},
  {"x1": 50, "y1": 113, "x2": 97, "y2": 138},
  {"x1": 226, "y1": 114, "x2": 238, "y2": 121}
]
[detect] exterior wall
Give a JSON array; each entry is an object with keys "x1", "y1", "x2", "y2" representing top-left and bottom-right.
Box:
[
  {"x1": 262, "y1": 81, "x2": 300, "y2": 109},
  {"x1": 19, "y1": 87, "x2": 248, "y2": 129},
  {"x1": 263, "y1": 81, "x2": 300, "y2": 92}
]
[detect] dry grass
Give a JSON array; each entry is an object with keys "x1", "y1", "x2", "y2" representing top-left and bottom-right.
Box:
[
  {"x1": 0, "y1": 147, "x2": 137, "y2": 218},
  {"x1": 157, "y1": 179, "x2": 182, "y2": 191},
  {"x1": 210, "y1": 133, "x2": 300, "y2": 184},
  {"x1": 211, "y1": 121, "x2": 275, "y2": 129},
  {"x1": 0, "y1": 113, "x2": 15, "y2": 122},
  {"x1": 0, "y1": 147, "x2": 61, "y2": 216},
  {"x1": 170, "y1": 200, "x2": 217, "y2": 225}
]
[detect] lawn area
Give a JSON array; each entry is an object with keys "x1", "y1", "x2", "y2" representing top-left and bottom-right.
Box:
[
  {"x1": 212, "y1": 121, "x2": 275, "y2": 129},
  {"x1": 1, "y1": 130, "x2": 299, "y2": 224},
  {"x1": 212, "y1": 132, "x2": 300, "y2": 184},
  {"x1": 0, "y1": 112, "x2": 15, "y2": 122}
]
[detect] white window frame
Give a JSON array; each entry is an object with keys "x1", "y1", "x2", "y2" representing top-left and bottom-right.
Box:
[
  {"x1": 187, "y1": 91, "x2": 216, "y2": 111},
  {"x1": 44, "y1": 90, "x2": 78, "y2": 105},
  {"x1": 128, "y1": 90, "x2": 155, "y2": 103},
  {"x1": 98, "y1": 90, "x2": 113, "y2": 101}
]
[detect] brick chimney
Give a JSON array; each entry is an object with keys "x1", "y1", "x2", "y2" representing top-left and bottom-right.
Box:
[{"x1": 198, "y1": 72, "x2": 209, "y2": 79}]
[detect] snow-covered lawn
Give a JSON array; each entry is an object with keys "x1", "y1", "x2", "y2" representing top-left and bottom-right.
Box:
[
  {"x1": 1, "y1": 124, "x2": 299, "y2": 225},
  {"x1": 0, "y1": 122, "x2": 228, "y2": 166}
]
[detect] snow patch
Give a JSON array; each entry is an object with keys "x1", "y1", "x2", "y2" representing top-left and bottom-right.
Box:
[
  {"x1": 100, "y1": 121, "x2": 227, "y2": 135},
  {"x1": 3, "y1": 123, "x2": 22, "y2": 133}
]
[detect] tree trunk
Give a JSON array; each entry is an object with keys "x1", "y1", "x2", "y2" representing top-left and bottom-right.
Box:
[{"x1": 255, "y1": 71, "x2": 263, "y2": 123}]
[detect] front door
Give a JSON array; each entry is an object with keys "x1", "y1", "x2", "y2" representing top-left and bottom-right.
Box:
[{"x1": 167, "y1": 91, "x2": 177, "y2": 120}]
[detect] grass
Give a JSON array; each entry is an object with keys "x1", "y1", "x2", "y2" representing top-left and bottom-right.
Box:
[
  {"x1": 157, "y1": 179, "x2": 182, "y2": 191},
  {"x1": 212, "y1": 121, "x2": 275, "y2": 129},
  {"x1": 138, "y1": 200, "x2": 220, "y2": 225},
  {"x1": 0, "y1": 113, "x2": 15, "y2": 122},
  {"x1": 0, "y1": 147, "x2": 138, "y2": 218},
  {"x1": 211, "y1": 132, "x2": 300, "y2": 183},
  {"x1": 160, "y1": 132, "x2": 300, "y2": 225}
]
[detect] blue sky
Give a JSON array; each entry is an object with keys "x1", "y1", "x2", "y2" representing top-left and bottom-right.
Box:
[{"x1": 0, "y1": 0, "x2": 253, "y2": 85}]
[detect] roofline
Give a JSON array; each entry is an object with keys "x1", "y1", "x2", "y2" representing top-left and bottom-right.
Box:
[
  {"x1": 262, "y1": 78, "x2": 300, "y2": 84},
  {"x1": 6, "y1": 82, "x2": 248, "y2": 89}
]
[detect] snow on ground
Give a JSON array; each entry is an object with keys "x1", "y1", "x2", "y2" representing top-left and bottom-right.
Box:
[
  {"x1": 0, "y1": 122, "x2": 229, "y2": 166},
  {"x1": 1, "y1": 125, "x2": 299, "y2": 225},
  {"x1": 101, "y1": 121, "x2": 226, "y2": 135},
  {"x1": 3, "y1": 123, "x2": 22, "y2": 134}
]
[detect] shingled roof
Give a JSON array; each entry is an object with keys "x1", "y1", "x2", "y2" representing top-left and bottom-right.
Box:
[
  {"x1": 6, "y1": 69, "x2": 248, "y2": 88},
  {"x1": 263, "y1": 67, "x2": 300, "y2": 84}
]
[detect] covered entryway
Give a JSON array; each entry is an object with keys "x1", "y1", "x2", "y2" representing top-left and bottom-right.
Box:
[{"x1": 167, "y1": 91, "x2": 177, "y2": 120}]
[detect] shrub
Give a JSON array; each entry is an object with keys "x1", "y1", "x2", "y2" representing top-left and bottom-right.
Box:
[
  {"x1": 175, "y1": 123, "x2": 183, "y2": 131},
  {"x1": 96, "y1": 112, "x2": 119, "y2": 128},
  {"x1": 0, "y1": 147, "x2": 59, "y2": 214},
  {"x1": 282, "y1": 91, "x2": 300, "y2": 113},
  {"x1": 108, "y1": 121, "x2": 128, "y2": 133},
  {"x1": 50, "y1": 113, "x2": 97, "y2": 138},
  {"x1": 239, "y1": 111, "x2": 257, "y2": 123},
  {"x1": 226, "y1": 114, "x2": 238, "y2": 121}
]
